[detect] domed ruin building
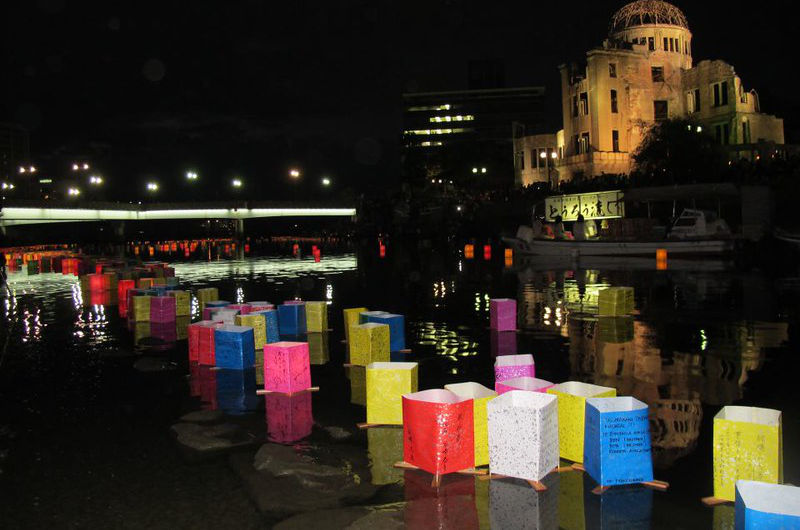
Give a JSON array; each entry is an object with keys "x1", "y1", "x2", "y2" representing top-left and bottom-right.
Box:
[{"x1": 514, "y1": 0, "x2": 785, "y2": 185}]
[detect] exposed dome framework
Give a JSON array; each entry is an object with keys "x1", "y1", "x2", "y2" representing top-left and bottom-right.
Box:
[{"x1": 610, "y1": 1, "x2": 689, "y2": 33}]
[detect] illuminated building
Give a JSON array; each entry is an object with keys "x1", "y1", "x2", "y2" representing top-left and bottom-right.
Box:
[
  {"x1": 402, "y1": 86, "x2": 545, "y2": 185},
  {"x1": 514, "y1": 0, "x2": 785, "y2": 186}
]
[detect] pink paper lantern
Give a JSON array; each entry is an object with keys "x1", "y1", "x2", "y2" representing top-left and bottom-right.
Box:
[
  {"x1": 263, "y1": 341, "x2": 311, "y2": 393},
  {"x1": 490, "y1": 298, "x2": 516, "y2": 331},
  {"x1": 402, "y1": 389, "x2": 475, "y2": 476},
  {"x1": 495, "y1": 377, "x2": 555, "y2": 395},
  {"x1": 494, "y1": 354, "x2": 535, "y2": 383},
  {"x1": 228, "y1": 303, "x2": 252, "y2": 315}
]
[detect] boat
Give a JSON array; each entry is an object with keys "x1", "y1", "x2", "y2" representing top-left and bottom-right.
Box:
[{"x1": 504, "y1": 209, "x2": 736, "y2": 257}]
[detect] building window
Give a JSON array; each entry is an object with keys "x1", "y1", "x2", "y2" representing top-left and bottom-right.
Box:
[
  {"x1": 663, "y1": 37, "x2": 669, "y2": 51},
  {"x1": 715, "y1": 124, "x2": 731, "y2": 145},
  {"x1": 574, "y1": 134, "x2": 580, "y2": 154},
  {"x1": 742, "y1": 120, "x2": 751, "y2": 144},
  {"x1": 579, "y1": 92, "x2": 589, "y2": 115},
  {"x1": 648, "y1": 36, "x2": 655, "y2": 51},
  {"x1": 686, "y1": 91, "x2": 695, "y2": 113},
  {"x1": 579, "y1": 132, "x2": 590, "y2": 154},
  {"x1": 609, "y1": 63, "x2": 617, "y2": 78},
  {"x1": 612, "y1": 130, "x2": 620, "y2": 152},
  {"x1": 654, "y1": 100, "x2": 668, "y2": 121},
  {"x1": 713, "y1": 81, "x2": 729, "y2": 107},
  {"x1": 531, "y1": 150, "x2": 538, "y2": 169},
  {"x1": 669, "y1": 38, "x2": 674, "y2": 52},
  {"x1": 651, "y1": 66, "x2": 664, "y2": 82},
  {"x1": 572, "y1": 95, "x2": 579, "y2": 118},
  {"x1": 684, "y1": 41, "x2": 688, "y2": 54},
  {"x1": 610, "y1": 89, "x2": 618, "y2": 113},
  {"x1": 694, "y1": 88, "x2": 701, "y2": 112},
  {"x1": 515, "y1": 151, "x2": 524, "y2": 170}
]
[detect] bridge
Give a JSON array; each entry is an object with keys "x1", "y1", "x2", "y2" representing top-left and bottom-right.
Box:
[{"x1": 0, "y1": 200, "x2": 357, "y2": 228}]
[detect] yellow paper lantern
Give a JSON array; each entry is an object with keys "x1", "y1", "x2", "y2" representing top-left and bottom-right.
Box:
[
  {"x1": 343, "y1": 307, "x2": 367, "y2": 343},
  {"x1": 236, "y1": 314, "x2": 267, "y2": 350},
  {"x1": 713, "y1": 406, "x2": 783, "y2": 502},
  {"x1": 349, "y1": 323, "x2": 390, "y2": 366},
  {"x1": 547, "y1": 381, "x2": 616, "y2": 463},
  {"x1": 366, "y1": 362, "x2": 418, "y2": 425},
  {"x1": 131, "y1": 295, "x2": 152, "y2": 322},
  {"x1": 305, "y1": 301, "x2": 329, "y2": 333},
  {"x1": 168, "y1": 290, "x2": 191, "y2": 317}
]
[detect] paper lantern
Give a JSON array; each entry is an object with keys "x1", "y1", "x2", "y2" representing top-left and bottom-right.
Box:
[
  {"x1": 348, "y1": 365, "x2": 367, "y2": 406},
  {"x1": 368, "y1": 426, "x2": 404, "y2": 485},
  {"x1": 251, "y1": 309, "x2": 280, "y2": 343},
  {"x1": 490, "y1": 475, "x2": 558, "y2": 530},
  {"x1": 494, "y1": 354, "x2": 535, "y2": 383},
  {"x1": 304, "y1": 301, "x2": 329, "y2": 332},
  {"x1": 265, "y1": 391, "x2": 313, "y2": 444},
  {"x1": 464, "y1": 244, "x2": 474, "y2": 259},
  {"x1": 365, "y1": 313, "x2": 406, "y2": 352},
  {"x1": 343, "y1": 307, "x2": 367, "y2": 343},
  {"x1": 228, "y1": 303, "x2": 252, "y2": 315},
  {"x1": 103, "y1": 272, "x2": 118, "y2": 290},
  {"x1": 131, "y1": 295, "x2": 152, "y2": 322},
  {"x1": 547, "y1": 382, "x2": 617, "y2": 463},
  {"x1": 598, "y1": 287, "x2": 634, "y2": 316},
  {"x1": 487, "y1": 390, "x2": 559, "y2": 481},
  {"x1": 713, "y1": 406, "x2": 783, "y2": 502},
  {"x1": 490, "y1": 299, "x2": 516, "y2": 331},
  {"x1": 263, "y1": 341, "x2": 311, "y2": 394},
  {"x1": 88, "y1": 273, "x2": 105, "y2": 291},
  {"x1": 215, "y1": 368, "x2": 259, "y2": 415},
  {"x1": 213, "y1": 325, "x2": 255, "y2": 370},
  {"x1": 307, "y1": 332, "x2": 329, "y2": 365},
  {"x1": 277, "y1": 303, "x2": 306, "y2": 335},
  {"x1": 195, "y1": 322, "x2": 222, "y2": 365},
  {"x1": 149, "y1": 296, "x2": 176, "y2": 323},
  {"x1": 444, "y1": 382, "x2": 497, "y2": 467},
  {"x1": 402, "y1": 389, "x2": 474, "y2": 476},
  {"x1": 366, "y1": 362, "x2": 418, "y2": 425},
  {"x1": 584, "y1": 397, "x2": 653, "y2": 487},
  {"x1": 175, "y1": 316, "x2": 190, "y2": 340},
  {"x1": 735, "y1": 480, "x2": 800, "y2": 529},
  {"x1": 235, "y1": 313, "x2": 267, "y2": 350},
  {"x1": 168, "y1": 290, "x2": 191, "y2": 317},
  {"x1": 118, "y1": 279, "x2": 136, "y2": 303},
  {"x1": 137, "y1": 277, "x2": 155, "y2": 289},
  {"x1": 211, "y1": 308, "x2": 239, "y2": 325},
  {"x1": 359, "y1": 310, "x2": 388, "y2": 324},
  {"x1": 132, "y1": 321, "x2": 151, "y2": 345},
  {"x1": 490, "y1": 330, "x2": 517, "y2": 357},
  {"x1": 247, "y1": 301, "x2": 274, "y2": 312},
  {"x1": 495, "y1": 377, "x2": 554, "y2": 395},
  {"x1": 350, "y1": 323, "x2": 390, "y2": 366},
  {"x1": 196, "y1": 287, "x2": 220, "y2": 311}
]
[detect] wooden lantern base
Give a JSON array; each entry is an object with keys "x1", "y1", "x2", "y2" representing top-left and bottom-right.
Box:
[
  {"x1": 478, "y1": 465, "x2": 575, "y2": 491},
  {"x1": 256, "y1": 386, "x2": 319, "y2": 397},
  {"x1": 570, "y1": 463, "x2": 669, "y2": 493},
  {"x1": 357, "y1": 422, "x2": 400, "y2": 429},
  {"x1": 392, "y1": 461, "x2": 487, "y2": 488},
  {"x1": 701, "y1": 496, "x2": 732, "y2": 506}
]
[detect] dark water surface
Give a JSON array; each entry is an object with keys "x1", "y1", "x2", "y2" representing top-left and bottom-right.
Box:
[{"x1": 1, "y1": 250, "x2": 798, "y2": 528}]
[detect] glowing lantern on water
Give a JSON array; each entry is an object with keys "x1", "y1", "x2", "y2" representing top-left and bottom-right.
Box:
[
  {"x1": 171, "y1": 242, "x2": 177, "y2": 252},
  {"x1": 379, "y1": 243, "x2": 386, "y2": 258},
  {"x1": 464, "y1": 244, "x2": 474, "y2": 259},
  {"x1": 148, "y1": 246, "x2": 154, "y2": 257},
  {"x1": 292, "y1": 243, "x2": 299, "y2": 257},
  {"x1": 483, "y1": 245, "x2": 492, "y2": 260},
  {"x1": 244, "y1": 244, "x2": 250, "y2": 253}
]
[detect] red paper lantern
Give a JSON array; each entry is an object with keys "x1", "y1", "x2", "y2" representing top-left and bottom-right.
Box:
[
  {"x1": 483, "y1": 245, "x2": 492, "y2": 260},
  {"x1": 402, "y1": 389, "x2": 474, "y2": 476}
]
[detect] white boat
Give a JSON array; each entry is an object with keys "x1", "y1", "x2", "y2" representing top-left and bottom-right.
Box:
[{"x1": 504, "y1": 209, "x2": 736, "y2": 257}]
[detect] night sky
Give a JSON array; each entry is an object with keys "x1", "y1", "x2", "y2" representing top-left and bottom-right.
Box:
[{"x1": 3, "y1": 0, "x2": 798, "y2": 200}]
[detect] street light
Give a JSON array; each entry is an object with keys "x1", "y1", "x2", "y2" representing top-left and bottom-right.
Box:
[
  {"x1": 472, "y1": 167, "x2": 478, "y2": 174},
  {"x1": 146, "y1": 182, "x2": 159, "y2": 192},
  {"x1": 481, "y1": 167, "x2": 487, "y2": 174},
  {"x1": 18, "y1": 165, "x2": 35, "y2": 174},
  {"x1": 2, "y1": 182, "x2": 15, "y2": 190},
  {"x1": 186, "y1": 171, "x2": 198, "y2": 181},
  {"x1": 232, "y1": 178, "x2": 243, "y2": 188},
  {"x1": 68, "y1": 187, "x2": 81, "y2": 196},
  {"x1": 289, "y1": 169, "x2": 301, "y2": 178},
  {"x1": 321, "y1": 177, "x2": 331, "y2": 186},
  {"x1": 89, "y1": 175, "x2": 103, "y2": 185}
]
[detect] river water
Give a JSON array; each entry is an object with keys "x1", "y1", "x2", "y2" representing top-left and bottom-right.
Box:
[{"x1": 1, "y1": 248, "x2": 798, "y2": 528}]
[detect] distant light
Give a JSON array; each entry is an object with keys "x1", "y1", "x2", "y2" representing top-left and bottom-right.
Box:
[
  {"x1": 551, "y1": 152, "x2": 558, "y2": 159},
  {"x1": 289, "y1": 169, "x2": 301, "y2": 178},
  {"x1": 82, "y1": 163, "x2": 89, "y2": 170},
  {"x1": 438, "y1": 179, "x2": 442, "y2": 184},
  {"x1": 29, "y1": 166, "x2": 36, "y2": 173},
  {"x1": 696, "y1": 126, "x2": 703, "y2": 133},
  {"x1": 472, "y1": 167, "x2": 478, "y2": 174},
  {"x1": 186, "y1": 171, "x2": 198, "y2": 180},
  {"x1": 89, "y1": 176, "x2": 103, "y2": 185},
  {"x1": 431, "y1": 179, "x2": 436, "y2": 183},
  {"x1": 68, "y1": 187, "x2": 81, "y2": 196},
  {"x1": 540, "y1": 151, "x2": 547, "y2": 159},
  {"x1": 232, "y1": 178, "x2": 243, "y2": 188},
  {"x1": 146, "y1": 182, "x2": 159, "y2": 191},
  {"x1": 321, "y1": 177, "x2": 331, "y2": 186},
  {"x1": 456, "y1": 205, "x2": 462, "y2": 212},
  {"x1": 481, "y1": 167, "x2": 487, "y2": 173},
  {"x1": 39, "y1": 179, "x2": 53, "y2": 184},
  {"x1": 18, "y1": 166, "x2": 25, "y2": 174},
  {"x1": 2, "y1": 182, "x2": 14, "y2": 190},
  {"x1": 72, "y1": 163, "x2": 80, "y2": 171}
]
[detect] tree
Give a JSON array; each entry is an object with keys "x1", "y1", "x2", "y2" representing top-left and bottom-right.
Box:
[{"x1": 632, "y1": 119, "x2": 728, "y2": 185}]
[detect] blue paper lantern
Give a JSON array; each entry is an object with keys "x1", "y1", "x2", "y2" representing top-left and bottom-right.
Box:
[
  {"x1": 278, "y1": 303, "x2": 306, "y2": 335},
  {"x1": 584, "y1": 397, "x2": 653, "y2": 487},
  {"x1": 365, "y1": 313, "x2": 406, "y2": 352},
  {"x1": 735, "y1": 480, "x2": 800, "y2": 529},
  {"x1": 214, "y1": 325, "x2": 255, "y2": 370}
]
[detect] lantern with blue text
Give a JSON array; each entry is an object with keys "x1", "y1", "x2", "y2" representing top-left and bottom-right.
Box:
[
  {"x1": 403, "y1": 389, "x2": 475, "y2": 477},
  {"x1": 584, "y1": 397, "x2": 653, "y2": 487}
]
